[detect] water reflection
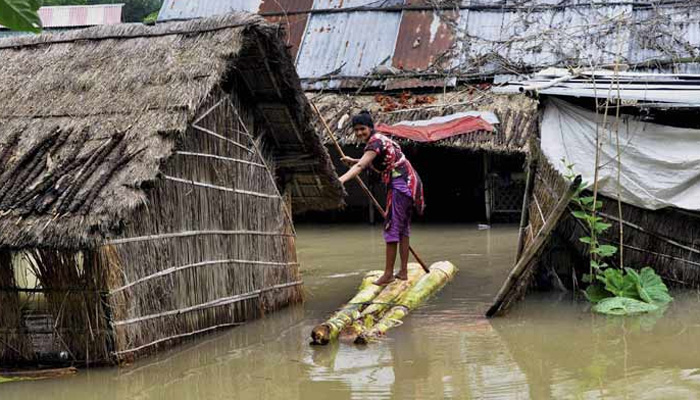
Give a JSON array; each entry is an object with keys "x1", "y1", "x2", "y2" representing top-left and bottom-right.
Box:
[{"x1": 3, "y1": 225, "x2": 700, "y2": 400}]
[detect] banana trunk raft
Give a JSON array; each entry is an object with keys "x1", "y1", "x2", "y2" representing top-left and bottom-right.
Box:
[{"x1": 310, "y1": 261, "x2": 457, "y2": 345}]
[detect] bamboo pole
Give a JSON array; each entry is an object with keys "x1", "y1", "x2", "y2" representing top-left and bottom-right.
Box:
[
  {"x1": 515, "y1": 151, "x2": 537, "y2": 261},
  {"x1": 310, "y1": 102, "x2": 430, "y2": 273},
  {"x1": 486, "y1": 176, "x2": 581, "y2": 318}
]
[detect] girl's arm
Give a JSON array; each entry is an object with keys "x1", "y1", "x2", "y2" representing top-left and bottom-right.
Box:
[
  {"x1": 340, "y1": 156, "x2": 360, "y2": 166},
  {"x1": 339, "y1": 151, "x2": 376, "y2": 184}
]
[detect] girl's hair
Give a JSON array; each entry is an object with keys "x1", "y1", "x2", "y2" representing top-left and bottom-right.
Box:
[{"x1": 351, "y1": 110, "x2": 374, "y2": 128}]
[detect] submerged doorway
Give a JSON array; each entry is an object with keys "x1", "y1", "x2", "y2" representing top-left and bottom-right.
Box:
[{"x1": 297, "y1": 145, "x2": 525, "y2": 224}]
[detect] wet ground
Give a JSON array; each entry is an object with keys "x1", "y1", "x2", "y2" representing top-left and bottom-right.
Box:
[{"x1": 3, "y1": 224, "x2": 700, "y2": 399}]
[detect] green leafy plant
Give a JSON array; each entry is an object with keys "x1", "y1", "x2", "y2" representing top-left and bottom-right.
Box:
[
  {"x1": 592, "y1": 297, "x2": 659, "y2": 315},
  {"x1": 563, "y1": 159, "x2": 673, "y2": 315},
  {"x1": 142, "y1": 10, "x2": 157, "y2": 23},
  {"x1": 0, "y1": 0, "x2": 42, "y2": 33}
]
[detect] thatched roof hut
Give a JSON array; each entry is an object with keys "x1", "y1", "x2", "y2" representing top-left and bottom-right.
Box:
[
  {"x1": 0, "y1": 13, "x2": 342, "y2": 366},
  {"x1": 0, "y1": 12, "x2": 342, "y2": 249}
]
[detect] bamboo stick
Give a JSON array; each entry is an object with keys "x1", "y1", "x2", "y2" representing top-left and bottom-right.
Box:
[
  {"x1": 112, "y1": 321, "x2": 244, "y2": 356},
  {"x1": 110, "y1": 259, "x2": 299, "y2": 295},
  {"x1": 486, "y1": 176, "x2": 581, "y2": 318},
  {"x1": 310, "y1": 270, "x2": 384, "y2": 345},
  {"x1": 597, "y1": 211, "x2": 700, "y2": 256},
  {"x1": 515, "y1": 150, "x2": 537, "y2": 261},
  {"x1": 106, "y1": 230, "x2": 292, "y2": 245},
  {"x1": 355, "y1": 261, "x2": 457, "y2": 344},
  {"x1": 192, "y1": 124, "x2": 253, "y2": 153},
  {"x1": 164, "y1": 175, "x2": 280, "y2": 198},
  {"x1": 111, "y1": 280, "x2": 302, "y2": 326},
  {"x1": 310, "y1": 102, "x2": 430, "y2": 273},
  {"x1": 175, "y1": 151, "x2": 266, "y2": 168}
]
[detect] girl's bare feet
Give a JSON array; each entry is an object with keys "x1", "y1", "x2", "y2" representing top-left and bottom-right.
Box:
[
  {"x1": 373, "y1": 274, "x2": 395, "y2": 286},
  {"x1": 394, "y1": 271, "x2": 408, "y2": 281}
]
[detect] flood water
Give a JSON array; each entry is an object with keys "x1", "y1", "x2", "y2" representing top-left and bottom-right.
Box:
[{"x1": 4, "y1": 224, "x2": 700, "y2": 399}]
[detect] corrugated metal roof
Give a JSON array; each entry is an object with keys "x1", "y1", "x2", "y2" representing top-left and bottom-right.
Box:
[
  {"x1": 495, "y1": 68, "x2": 700, "y2": 106},
  {"x1": 259, "y1": 0, "x2": 313, "y2": 59},
  {"x1": 158, "y1": 0, "x2": 261, "y2": 21},
  {"x1": 392, "y1": 10, "x2": 456, "y2": 71},
  {"x1": 629, "y1": 6, "x2": 700, "y2": 65},
  {"x1": 312, "y1": 0, "x2": 402, "y2": 9},
  {"x1": 156, "y1": 0, "x2": 700, "y2": 88},
  {"x1": 295, "y1": 11, "x2": 401, "y2": 78},
  {"x1": 456, "y1": 4, "x2": 632, "y2": 73}
]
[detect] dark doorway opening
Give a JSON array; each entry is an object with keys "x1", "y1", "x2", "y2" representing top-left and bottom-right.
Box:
[{"x1": 295, "y1": 145, "x2": 525, "y2": 224}]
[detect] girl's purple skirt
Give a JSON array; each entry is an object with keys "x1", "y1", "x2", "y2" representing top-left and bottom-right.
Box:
[{"x1": 383, "y1": 177, "x2": 414, "y2": 243}]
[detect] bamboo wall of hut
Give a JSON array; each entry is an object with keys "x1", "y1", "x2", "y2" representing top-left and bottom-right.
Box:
[{"x1": 0, "y1": 14, "x2": 342, "y2": 367}]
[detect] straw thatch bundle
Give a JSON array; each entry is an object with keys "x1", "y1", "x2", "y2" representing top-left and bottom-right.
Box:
[
  {"x1": 0, "y1": 13, "x2": 342, "y2": 249},
  {"x1": 0, "y1": 13, "x2": 342, "y2": 366},
  {"x1": 310, "y1": 90, "x2": 538, "y2": 154}
]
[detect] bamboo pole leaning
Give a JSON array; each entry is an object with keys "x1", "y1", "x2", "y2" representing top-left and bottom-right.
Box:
[{"x1": 310, "y1": 102, "x2": 430, "y2": 274}]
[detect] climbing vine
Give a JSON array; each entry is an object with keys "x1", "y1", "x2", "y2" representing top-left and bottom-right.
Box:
[{"x1": 563, "y1": 160, "x2": 673, "y2": 315}]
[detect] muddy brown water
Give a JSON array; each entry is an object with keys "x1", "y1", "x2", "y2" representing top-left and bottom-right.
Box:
[{"x1": 3, "y1": 225, "x2": 700, "y2": 399}]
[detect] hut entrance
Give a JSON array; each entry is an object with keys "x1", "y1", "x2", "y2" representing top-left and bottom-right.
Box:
[
  {"x1": 406, "y1": 146, "x2": 526, "y2": 223},
  {"x1": 0, "y1": 250, "x2": 112, "y2": 366}
]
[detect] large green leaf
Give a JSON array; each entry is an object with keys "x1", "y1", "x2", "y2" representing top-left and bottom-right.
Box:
[
  {"x1": 584, "y1": 284, "x2": 613, "y2": 303},
  {"x1": 626, "y1": 267, "x2": 673, "y2": 305},
  {"x1": 0, "y1": 0, "x2": 41, "y2": 33},
  {"x1": 593, "y1": 296, "x2": 659, "y2": 315},
  {"x1": 596, "y1": 268, "x2": 638, "y2": 299}
]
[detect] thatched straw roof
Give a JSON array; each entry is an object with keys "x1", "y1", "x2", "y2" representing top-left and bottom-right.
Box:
[
  {"x1": 311, "y1": 89, "x2": 538, "y2": 153},
  {"x1": 0, "y1": 13, "x2": 342, "y2": 249}
]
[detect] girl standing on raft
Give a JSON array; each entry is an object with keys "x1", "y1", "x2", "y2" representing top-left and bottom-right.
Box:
[{"x1": 339, "y1": 111, "x2": 425, "y2": 286}]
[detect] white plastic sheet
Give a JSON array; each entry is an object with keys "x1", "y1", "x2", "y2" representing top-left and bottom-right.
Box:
[{"x1": 541, "y1": 98, "x2": 700, "y2": 211}]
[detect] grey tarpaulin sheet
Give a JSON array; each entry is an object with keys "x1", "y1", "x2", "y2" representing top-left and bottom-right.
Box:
[{"x1": 541, "y1": 98, "x2": 700, "y2": 211}]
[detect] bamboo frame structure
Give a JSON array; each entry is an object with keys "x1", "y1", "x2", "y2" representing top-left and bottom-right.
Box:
[
  {"x1": 0, "y1": 14, "x2": 343, "y2": 367},
  {"x1": 489, "y1": 137, "x2": 700, "y2": 316}
]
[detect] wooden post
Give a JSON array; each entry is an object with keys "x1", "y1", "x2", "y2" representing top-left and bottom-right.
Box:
[
  {"x1": 515, "y1": 153, "x2": 538, "y2": 261},
  {"x1": 483, "y1": 152, "x2": 492, "y2": 225},
  {"x1": 486, "y1": 176, "x2": 581, "y2": 318}
]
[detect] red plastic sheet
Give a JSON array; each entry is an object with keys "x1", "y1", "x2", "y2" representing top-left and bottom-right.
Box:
[{"x1": 375, "y1": 115, "x2": 494, "y2": 143}]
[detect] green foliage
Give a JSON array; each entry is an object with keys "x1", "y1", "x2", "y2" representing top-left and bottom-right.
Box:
[
  {"x1": 562, "y1": 158, "x2": 673, "y2": 316},
  {"x1": 0, "y1": 0, "x2": 41, "y2": 33},
  {"x1": 626, "y1": 267, "x2": 673, "y2": 305},
  {"x1": 41, "y1": 0, "x2": 85, "y2": 5},
  {"x1": 90, "y1": 0, "x2": 162, "y2": 23},
  {"x1": 142, "y1": 9, "x2": 157, "y2": 23},
  {"x1": 596, "y1": 268, "x2": 638, "y2": 299},
  {"x1": 584, "y1": 284, "x2": 611, "y2": 303},
  {"x1": 592, "y1": 297, "x2": 659, "y2": 316}
]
